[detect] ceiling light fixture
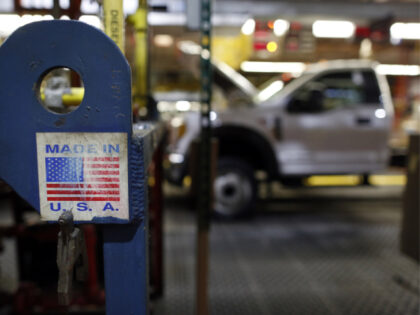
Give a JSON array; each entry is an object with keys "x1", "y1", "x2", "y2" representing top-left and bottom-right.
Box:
[
  {"x1": 312, "y1": 20, "x2": 355, "y2": 38},
  {"x1": 390, "y1": 22, "x2": 420, "y2": 40},
  {"x1": 241, "y1": 18, "x2": 256, "y2": 36},
  {"x1": 273, "y1": 19, "x2": 289, "y2": 36},
  {"x1": 240, "y1": 61, "x2": 306, "y2": 74}
]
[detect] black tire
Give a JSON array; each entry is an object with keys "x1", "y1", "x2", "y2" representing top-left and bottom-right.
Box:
[{"x1": 213, "y1": 157, "x2": 257, "y2": 219}]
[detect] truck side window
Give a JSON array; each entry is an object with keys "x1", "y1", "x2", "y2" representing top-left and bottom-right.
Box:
[
  {"x1": 361, "y1": 71, "x2": 381, "y2": 103},
  {"x1": 287, "y1": 70, "x2": 381, "y2": 113}
]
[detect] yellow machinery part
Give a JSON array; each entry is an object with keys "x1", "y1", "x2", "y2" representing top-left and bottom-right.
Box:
[
  {"x1": 62, "y1": 87, "x2": 85, "y2": 106},
  {"x1": 103, "y1": 0, "x2": 125, "y2": 53},
  {"x1": 212, "y1": 34, "x2": 253, "y2": 70},
  {"x1": 39, "y1": 87, "x2": 85, "y2": 107},
  {"x1": 127, "y1": 5, "x2": 148, "y2": 112}
]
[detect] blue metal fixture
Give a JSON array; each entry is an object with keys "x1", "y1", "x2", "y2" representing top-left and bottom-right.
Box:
[{"x1": 0, "y1": 20, "x2": 156, "y2": 314}]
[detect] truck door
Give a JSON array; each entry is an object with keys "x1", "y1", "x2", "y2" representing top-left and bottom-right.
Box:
[{"x1": 278, "y1": 69, "x2": 391, "y2": 175}]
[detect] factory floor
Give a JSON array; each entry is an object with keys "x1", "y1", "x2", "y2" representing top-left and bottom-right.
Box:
[{"x1": 153, "y1": 184, "x2": 419, "y2": 315}]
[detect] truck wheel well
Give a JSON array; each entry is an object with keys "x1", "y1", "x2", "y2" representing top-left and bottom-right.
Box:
[{"x1": 213, "y1": 126, "x2": 279, "y2": 179}]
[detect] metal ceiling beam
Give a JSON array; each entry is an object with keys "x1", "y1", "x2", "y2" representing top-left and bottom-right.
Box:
[
  {"x1": 149, "y1": 0, "x2": 419, "y2": 21},
  {"x1": 213, "y1": 1, "x2": 420, "y2": 20}
]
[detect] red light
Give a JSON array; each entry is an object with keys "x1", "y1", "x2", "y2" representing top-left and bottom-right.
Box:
[
  {"x1": 290, "y1": 22, "x2": 302, "y2": 31},
  {"x1": 355, "y1": 27, "x2": 371, "y2": 38},
  {"x1": 253, "y1": 42, "x2": 267, "y2": 50}
]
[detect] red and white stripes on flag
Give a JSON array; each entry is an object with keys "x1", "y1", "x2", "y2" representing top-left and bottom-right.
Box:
[{"x1": 46, "y1": 157, "x2": 120, "y2": 202}]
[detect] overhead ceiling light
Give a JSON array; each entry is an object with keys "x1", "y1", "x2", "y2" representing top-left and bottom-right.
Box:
[
  {"x1": 390, "y1": 22, "x2": 420, "y2": 40},
  {"x1": 123, "y1": 0, "x2": 139, "y2": 15},
  {"x1": 0, "y1": 14, "x2": 54, "y2": 37},
  {"x1": 169, "y1": 153, "x2": 184, "y2": 164},
  {"x1": 241, "y1": 18, "x2": 255, "y2": 36},
  {"x1": 154, "y1": 34, "x2": 174, "y2": 47},
  {"x1": 177, "y1": 40, "x2": 201, "y2": 55},
  {"x1": 80, "y1": 0, "x2": 99, "y2": 14},
  {"x1": 21, "y1": 14, "x2": 53, "y2": 24},
  {"x1": 79, "y1": 15, "x2": 102, "y2": 29},
  {"x1": 0, "y1": 14, "x2": 22, "y2": 37},
  {"x1": 273, "y1": 19, "x2": 289, "y2": 36},
  {"x1": 312, "y1": 20, "x2": 355, "y2": 38},
  {"x1": 59, "y1": 0, "x2": 70, "y2": 9},
  {"x1": 148, "y1": 12, "x2": 186, "y2": 26},
  {"x1": 376, "y1": 64, "x2": 420, "y2": 76},
  {"x1": 157, "y1": 101, "x2": 171, "y2": 112},
  {"x1": 175, "y1": 101, "x2": 191, "y2": 111},
  {"x1": 359, "y1": 38, "x2": 373, "y2": 59},
  {"x1": 20, "y1": 0, "x2": 53, "y2": 9},
  {"x1": 212, "y1": 14, "x2": 250, "y2": 27},
  {"x1": 240, "y1": 61, "x2": 306, "y2": 74}
]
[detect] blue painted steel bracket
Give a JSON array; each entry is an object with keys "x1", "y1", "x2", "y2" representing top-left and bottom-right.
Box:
[{"x1": 0, "y1": 20, "x2": 149, "y2": 224}]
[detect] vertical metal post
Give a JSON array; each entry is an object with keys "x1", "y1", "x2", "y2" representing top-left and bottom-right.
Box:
[
  {"x1": 198, "y1": 0, "x2": 212, "y2": 242},
  {"x1": 103, "y1": 223, "x2": 148, "y2": 315},
  {"x1": 127, "y1": 0, "x2": 150, "y2": 118},
  {"x1": 196, "y1": 0, "x2": 212, "y2": 314},
  {"x1": 149, "y1": 145, "x2": 164, "y2": 298},
  {"x1": 102, "y1": 4, "x2": 149, "y2": 314}
]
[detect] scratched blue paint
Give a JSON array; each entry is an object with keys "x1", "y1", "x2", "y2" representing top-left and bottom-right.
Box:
[
  {"x1": 103, "y1": 222, "x2": 148, "y2": 315},
  {"x1": 0, "y1": 21, "x2": 149, "y2": 314},
  {"x1": 0, "y1": 20, "x2": 133, "y2": 219}
]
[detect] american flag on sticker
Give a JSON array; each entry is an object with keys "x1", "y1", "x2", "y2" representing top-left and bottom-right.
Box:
[{"x1": 45, "y1": 157, "x2": 120, "y2": 202}]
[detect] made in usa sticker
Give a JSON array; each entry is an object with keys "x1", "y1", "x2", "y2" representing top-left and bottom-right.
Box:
[{"x1": 36, "y1": 132, "x2": 129, "y2": 221}]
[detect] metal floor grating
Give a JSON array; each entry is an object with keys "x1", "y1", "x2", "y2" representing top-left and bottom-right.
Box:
[{"x1": 153, "y1": 186, "x2": 419, "y2": 315}]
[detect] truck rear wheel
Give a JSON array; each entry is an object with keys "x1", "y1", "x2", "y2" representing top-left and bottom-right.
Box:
[{"x1": 213, "y1": 157, "x2": 256, "y2": 219}]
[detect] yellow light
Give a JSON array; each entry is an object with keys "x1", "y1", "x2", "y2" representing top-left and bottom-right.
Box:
[
  {"x1": 183, "y1": 176, "x2": 192, "y2": 187},
  {"x1": 148, "y1": 176, "x2": 156, "y2": 187},
  {"x1": 304, "y1": 175, "x2": 406, "y2": 187},
  {"x1": 369, "y1": 175, "x2": 406, "y2": 186},
  {"x1": 154, "y1": 34, "x2": 174, "y2": 47},
  {"x1": 266, "y1": 41, "x2": 278, "y2": 52},
  {"x1": 305, "y1": 175, "x2": 361, "y2": 186}
]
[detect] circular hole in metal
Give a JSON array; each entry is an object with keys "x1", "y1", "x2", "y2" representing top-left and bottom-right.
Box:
[
  {"x1": 224, "y1": 185, "x2": 236, "y2": 197},
  {"x1": 37, "y1": 67, "x2": 84, "y2": 114}
]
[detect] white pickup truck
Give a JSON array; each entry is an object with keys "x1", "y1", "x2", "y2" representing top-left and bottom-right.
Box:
[{"x1": 166, "y1": 60, "x2": 394, "y2": 218}]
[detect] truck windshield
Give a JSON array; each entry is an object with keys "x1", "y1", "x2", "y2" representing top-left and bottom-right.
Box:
[{"x1": 254, "y1": 73, "x2": 312, "y2": 105}]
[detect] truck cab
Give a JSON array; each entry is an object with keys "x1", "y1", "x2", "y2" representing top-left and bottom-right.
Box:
[{"x1": 166, "y1": 60, "x2": 394, "y2": 218}]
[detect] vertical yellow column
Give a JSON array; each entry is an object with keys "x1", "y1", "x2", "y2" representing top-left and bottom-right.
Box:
[
  {"x1": 128, "y1": 1, "x2": 148, "y2": 113},
  {"x1": 103, "y1": 0, "x2": 125, "y2": 54}
]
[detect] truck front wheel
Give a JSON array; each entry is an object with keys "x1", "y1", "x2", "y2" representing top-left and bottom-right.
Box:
[{"x1": 213, "y1": 157, "x2": 256, "y2": 219}]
